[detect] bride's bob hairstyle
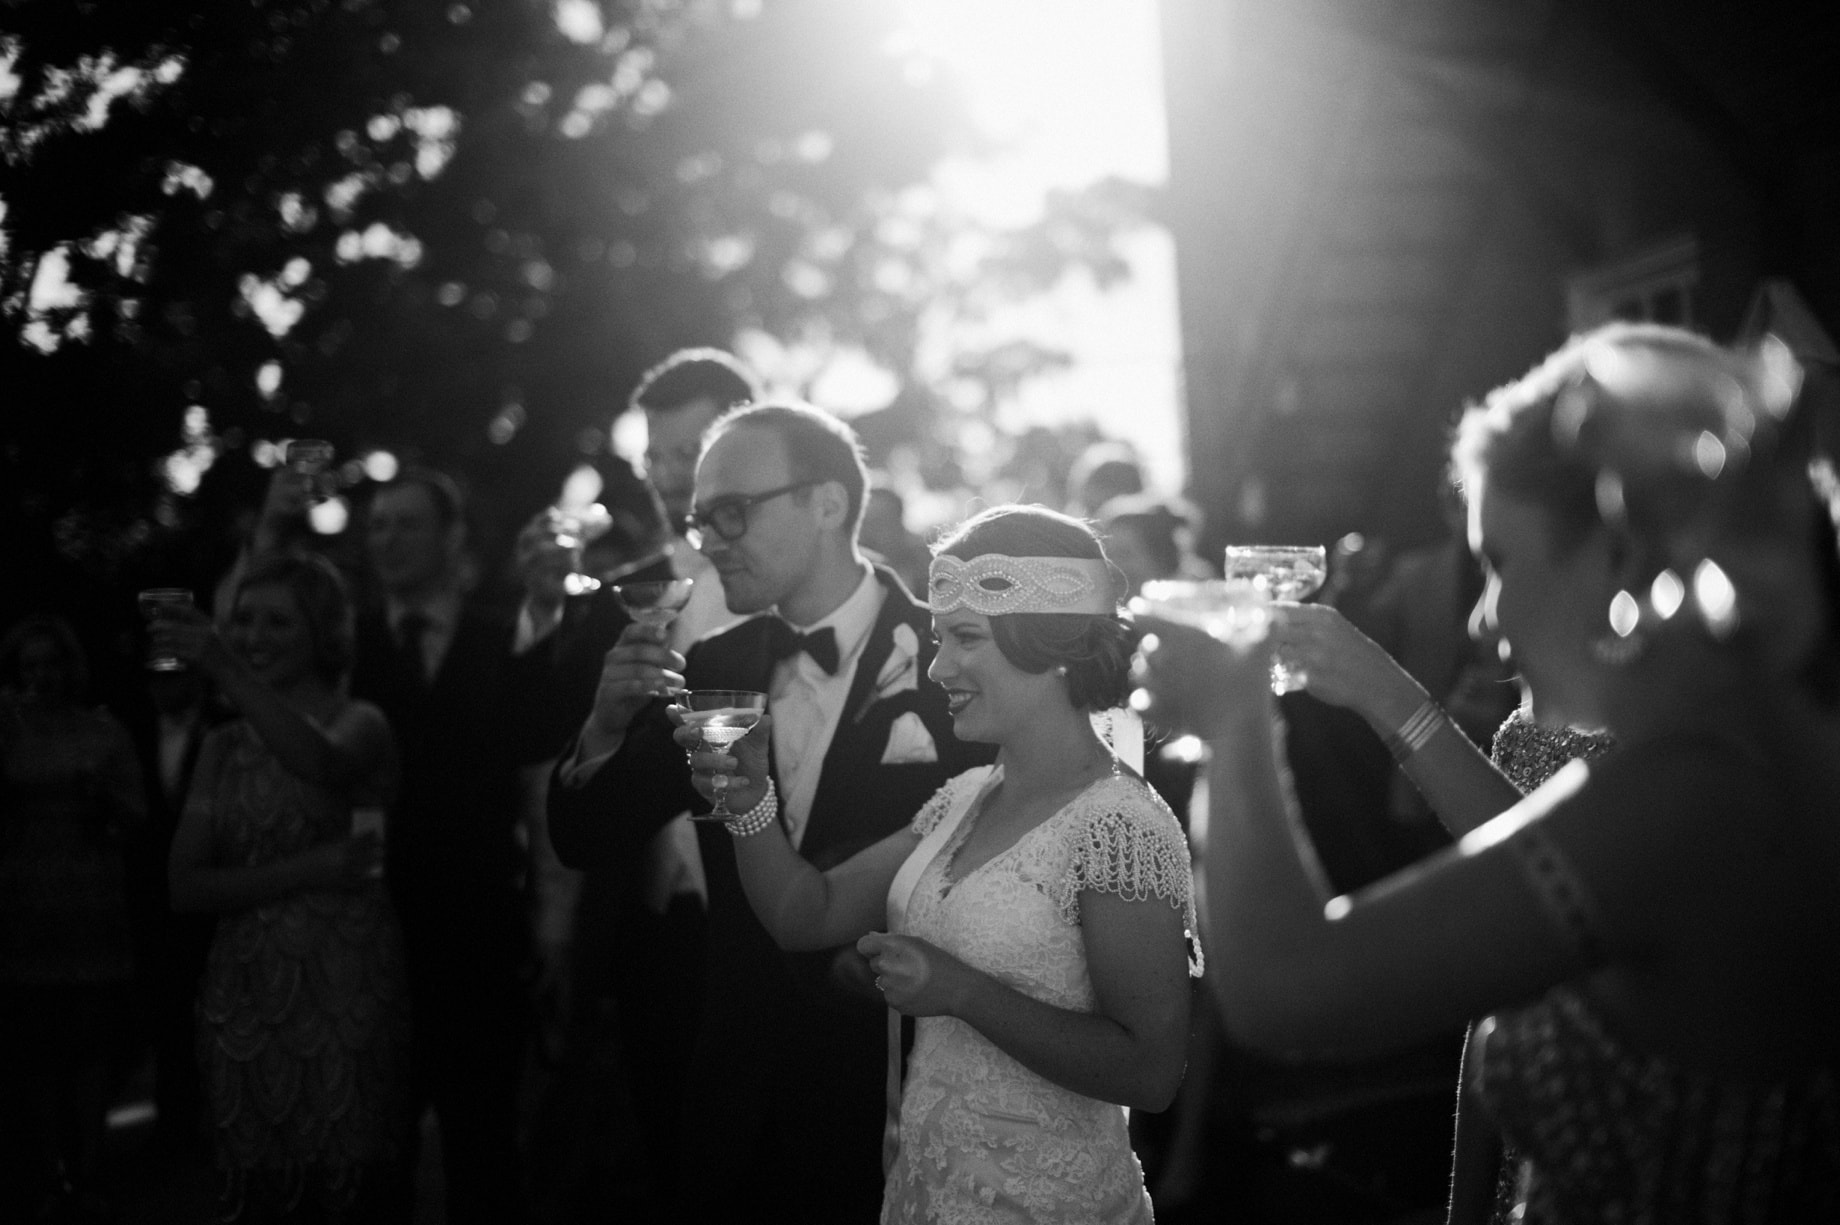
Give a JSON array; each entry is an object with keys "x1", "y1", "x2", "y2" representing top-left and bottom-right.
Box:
[{"x1": 932, "y1": 505, "x2": 1134, "y2": 713}]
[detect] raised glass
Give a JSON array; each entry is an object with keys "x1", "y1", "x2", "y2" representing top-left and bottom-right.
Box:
[
  {"x1": 610, "y1": 577, "x2": 695, "y2": 631},
  {"x1": 285, "y1": 439, "x2": 335, "y2": 503},
  {"x1": 137, "y1": 588, "x2": 194, "y2": 672},
  {"x1": 545, "y1": 503, "x2": 612, "y2": 595},
  {"x1": 1222, "y1": 544, "x2": 1328, "y2": 692},
  {"x1": 681, "y1": 689, "x2": 768, "y2": 820}
]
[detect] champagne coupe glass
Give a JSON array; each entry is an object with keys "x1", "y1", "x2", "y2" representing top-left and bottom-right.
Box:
[
  {"x1": 546, "y1": 504, "x2": 612, "y2": 596},
  {"x1": 681, "y1": 690, "x2": 768, "y2": 820},
  {"x1": 610, "y1": 578, "x2": 696, "y2": 696},
  {"x1": 285, "y1": 439, "x2": 335, "y2": 503},
  {"x1": 1222, "y1": 545, "x2": 1328, "y2": 693},
  {"x1": 609, "y1": 578, "x2": 695, "y2": 632}
]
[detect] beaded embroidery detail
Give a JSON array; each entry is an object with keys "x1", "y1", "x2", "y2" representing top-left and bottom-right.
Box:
[
  {"x1": 927, "y1": 553, "x2": 1117, "y2": 616},
  {"x1": 1490, "y1": 708, "x2": 1617, "y2": 795}
]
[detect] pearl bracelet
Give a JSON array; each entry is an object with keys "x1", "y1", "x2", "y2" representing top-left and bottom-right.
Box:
[
  {"x1": 726, "y1": 778, "x2": 779, "y2": 838},
  {"x1": 1386, "y1": 699, "x2": 1447, "y2": 764}
]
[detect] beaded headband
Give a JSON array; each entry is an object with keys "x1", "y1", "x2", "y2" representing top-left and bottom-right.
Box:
[{"x1": 928, "y1": 553, "x2": 1117, "y2": 616}]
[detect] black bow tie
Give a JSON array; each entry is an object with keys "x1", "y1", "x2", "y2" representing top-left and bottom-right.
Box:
[{"x1": 767, "y1": 620, "x2": 839, "y2": 675}]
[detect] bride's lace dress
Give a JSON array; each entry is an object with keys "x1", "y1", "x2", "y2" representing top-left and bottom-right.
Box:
[{"x1": 883, "y1": 766, "x2": 1200, "y2": 1224}]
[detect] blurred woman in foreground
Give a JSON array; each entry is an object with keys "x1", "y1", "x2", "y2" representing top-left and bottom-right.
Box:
[{"x1": 1139, "y1": 323, "x2": 1840, "y2": 1221}]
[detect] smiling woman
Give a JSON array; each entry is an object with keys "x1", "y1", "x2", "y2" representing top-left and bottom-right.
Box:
[{"x1": 155, "y1": 553, "x2": 411, "y2": 1220}]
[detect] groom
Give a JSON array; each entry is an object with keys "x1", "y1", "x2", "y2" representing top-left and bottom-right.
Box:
[{"x1": 548, "y1": 401, "x2": 989, "y2": 1223}]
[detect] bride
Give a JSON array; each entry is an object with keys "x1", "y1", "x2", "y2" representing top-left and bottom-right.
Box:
[{"x1": 680, "y1": 504, "x2": 1199, "y2": 1223}]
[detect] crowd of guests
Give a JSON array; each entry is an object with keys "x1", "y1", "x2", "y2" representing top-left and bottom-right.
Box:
[{"x1": 2, "y1": 324, "x2": 1837, "y2": 1224}]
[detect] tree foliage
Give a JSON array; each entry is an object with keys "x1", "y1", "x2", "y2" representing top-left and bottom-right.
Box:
[{"x1": 0, "y1": 0, "x2": 1153, "y2": 597}]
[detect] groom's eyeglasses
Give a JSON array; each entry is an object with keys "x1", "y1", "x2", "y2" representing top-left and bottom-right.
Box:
[{"x1": 682, "y1": 481, "x2": 818, "y2": 546}]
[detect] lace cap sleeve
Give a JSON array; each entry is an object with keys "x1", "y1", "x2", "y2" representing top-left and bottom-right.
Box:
[
  {"x1": 1059, "y1": 776, "x2": 1204, "y2": 976},
  {"x1": 910, "y1": 765, "x2": 997, "y2": 838}
]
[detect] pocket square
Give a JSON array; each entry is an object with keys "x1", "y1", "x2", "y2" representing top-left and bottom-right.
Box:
[{"x1": 879, "y1": 711, "x2": 939, "y2": 765}]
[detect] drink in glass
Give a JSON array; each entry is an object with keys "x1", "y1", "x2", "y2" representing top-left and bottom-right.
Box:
[
  {"x1": 681, "y1": 689, "x2": 768, "y2": 820},
  {"x1": 138, "y1": 588, "x2": 194, "y2": 672},
  {"x1": 610, "y1": 578, "x2": 695, "y2": 632},
  {"x1": 286, "y1": 439, "x2": 335, "y2": 503},
  {"x1": 286, "y1": 438, "x2": 333, "y2": 474},
  {"x1": 1222, "y1": 545, "x2": 1328, "y2": 692},
  {"x1": 545, "y1": 504, "x2": 612, "y2": 595}
]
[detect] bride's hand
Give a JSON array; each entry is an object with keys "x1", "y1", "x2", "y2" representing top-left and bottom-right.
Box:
[
  {"x1": 669, "y1": 707, "x2": 772, "y2": 816},
  {"x1": 858, "y1": 931, "x2": 976, "y2": 1018}
]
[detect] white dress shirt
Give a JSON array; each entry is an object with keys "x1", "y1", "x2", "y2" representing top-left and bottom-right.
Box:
[{"x1": 771, "y1": 567, "x2": 884, "y2": 849}]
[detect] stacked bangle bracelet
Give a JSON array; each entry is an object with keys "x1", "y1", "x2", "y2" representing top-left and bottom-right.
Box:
[
  {"x1": 726, "y1": 778, "x2": 780, "y2": 838},
  {"x1": 1386, "y1": 699, "x2": 1446, "y2": 764}
]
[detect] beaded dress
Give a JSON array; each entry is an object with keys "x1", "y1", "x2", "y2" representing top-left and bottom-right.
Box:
[
  {"x1": 193, "y1": 717, "x2": 410, "y2": 1220},
  {"x1": 882, "y1": 765, "x2": 1199, "y2": 1224},
  {"x1": 1471, "y1": 710, "x2": 1840, "y2": 1222}
]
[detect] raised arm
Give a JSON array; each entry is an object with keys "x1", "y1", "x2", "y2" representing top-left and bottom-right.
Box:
[
  {"x1": 545, "y1": 623, "x2": 691, "y2": 871},
  {"x1": 1274, "y1": 602, "x2": 1522, "y2": 835},
  {"x1": 151, "y1": 606, "x2": 393, "y2": 792},
  {"x1": 1138, "y1": 616, "x2": 1627, "y2": 1059}
]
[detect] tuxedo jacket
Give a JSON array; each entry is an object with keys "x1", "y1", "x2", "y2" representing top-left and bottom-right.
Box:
[
  {"x1": 548, "y1": 563, "x2": 992, "y2": 1027},
  {"x1": 352, "y1": 600, "x2": 554, "y2": 974}
]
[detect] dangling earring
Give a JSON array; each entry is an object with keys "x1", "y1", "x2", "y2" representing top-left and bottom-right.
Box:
[{"x1": 1590, "y1": 589, "x2": 1646, "y2": 665}]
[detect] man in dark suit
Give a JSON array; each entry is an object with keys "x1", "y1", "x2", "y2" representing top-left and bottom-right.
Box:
[
  {"x1": 549, "y1": 402, "x2": 990, "y2": 1224},
  {"x1": 122, "y1": 666, "x2": 221, "y2": 1156},
  {"x1": 352, "y1": 469, "x2": 550, "y2": 1224}
]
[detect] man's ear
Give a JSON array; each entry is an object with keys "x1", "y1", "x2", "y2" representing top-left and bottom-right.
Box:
[{"x1": 813, "y1": 479, "x2": 850, "y2": 531}]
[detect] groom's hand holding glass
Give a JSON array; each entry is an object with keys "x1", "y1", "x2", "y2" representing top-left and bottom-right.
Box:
[{"x1": 579, "y1": 622, "x2": 687, "y2": 760}]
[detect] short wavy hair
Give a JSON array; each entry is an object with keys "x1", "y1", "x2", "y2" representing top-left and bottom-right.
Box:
[
  {"x1": 1452, "y1": 321, "x2": 1840, "y2": 701},
  {"x1": 933, "y1": 504, "x2": 1133, "y2": 712},
  {"x1": 631, "y1": 347, "x2": 761, "y2": 416},
  {"x1": 0, "y1": 614, "x2": 90, "y2": 703},
  {"x1": 234, "y1": 554, "x2": 356, "y2": 685}
]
